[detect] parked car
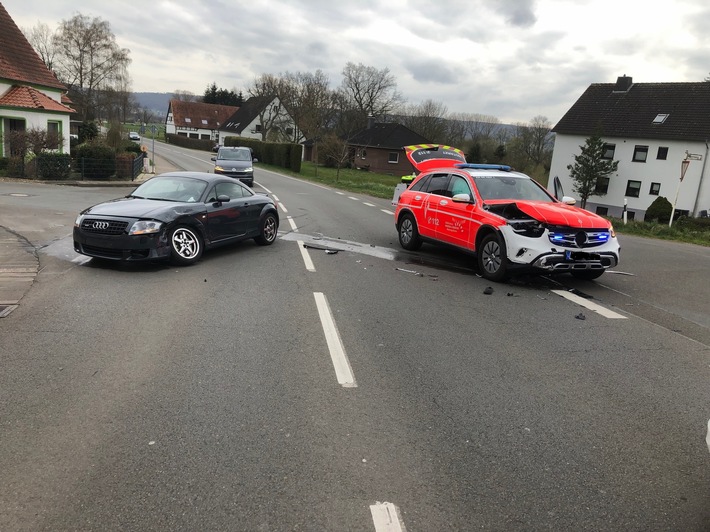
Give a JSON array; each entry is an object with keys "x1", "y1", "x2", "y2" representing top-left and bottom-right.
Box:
[
  {"x1": 393, "y1": 145, "x2": 620, "y2": 282},
  {"x1": 73, "y1": 172, "x2": 279, "y2": 265},
  {"x1": 128, "y1": 131, "x2": 140, "y2": 141},
  {"x1": 212, "y1": 146, "x2": 257, "y2": 186}
]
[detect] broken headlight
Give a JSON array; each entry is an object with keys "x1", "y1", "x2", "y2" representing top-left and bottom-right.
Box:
[{"x1": 509, "y1": 219, "x2": 545, "y2": 238}]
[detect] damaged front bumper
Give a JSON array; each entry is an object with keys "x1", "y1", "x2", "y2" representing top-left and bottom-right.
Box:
[{"x1": 499, "y1": 225, "x2": 620, "y2": 273}]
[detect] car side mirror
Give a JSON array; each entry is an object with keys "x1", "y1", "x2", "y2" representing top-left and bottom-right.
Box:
[
  {"x1": 211, "y1": 156, "x2": 216, "y2": 161},
  {"x1": 214, "y1": 194, "x2": 230, "y2": 204},
  {"x1": 452, "y1": 193, "x2": 472, "y2": 203},
  {"x1": 253, "y1": 157, "x2": 259, "y2": 163},
  {"x1": 562, "y1": 195, "x2": 576, "y2": 205}
]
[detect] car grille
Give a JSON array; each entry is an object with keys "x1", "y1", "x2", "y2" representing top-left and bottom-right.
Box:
[
  {"x1": 548, "y1": 228, "x2": 611, "y2": 248},
  {"x1": 81, "y1": 218, "x2": 129, "y2": 235}
]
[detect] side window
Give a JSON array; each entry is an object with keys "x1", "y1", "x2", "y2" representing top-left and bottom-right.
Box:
[
  {"x1": 211, "y1": 182, "x2": 246, "y2": 201},
  {"x1": 409, "y1": 175, "x2": 430, "y2": 192},
  {"x1": 424, "y1": 173, "x2": 451, "y2": 196},
  {"x1": 448, "y1": 175, "x2": 472, "y2": 199}
]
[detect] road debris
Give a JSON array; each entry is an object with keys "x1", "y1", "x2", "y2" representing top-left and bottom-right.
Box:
[
  {"x1": 395, "y1": 267, "x2": 423, "y2": 276},
  {"x1": 575, "y1": 312, "x2": 586, "y2": 320},
  {"x1": 483, "y1": 286, "x2": 494, "y2": 295}
]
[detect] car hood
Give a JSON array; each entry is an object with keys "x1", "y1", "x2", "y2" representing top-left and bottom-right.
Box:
[
  {"x1": 81, "y1": 197, "x2": 194, "y2": 220},
  {"x1": 214, "y1": 159, "x2": 252, "y2": 168},
  {"x1": 487, "y1": 200, "x2": 611, "y2": 228},
  {"x1": 404, "y1": 144, "x2": 467, "y2": 173}
]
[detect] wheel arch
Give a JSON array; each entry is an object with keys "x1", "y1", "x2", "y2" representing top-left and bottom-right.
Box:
[{"x1": 475, "y1": 224, "x2": 502, "y2": 251}]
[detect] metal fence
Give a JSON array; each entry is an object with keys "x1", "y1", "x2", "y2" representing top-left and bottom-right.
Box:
[{"x1": 71, "y1": 153, "x2": 145, "y2": 181}]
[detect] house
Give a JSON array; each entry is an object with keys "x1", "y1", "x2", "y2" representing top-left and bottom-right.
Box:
[
  {"x1": 347, "y1": 120, "x2": 431, "y2": 175},
  {"x1": 0, "y1": 3, "x2": 74, "y2": 157},
  {"x1": 220, "y1": 95, "x2": 297, "y2": 144},
  {"x1": 549, "y1": 76, "x2": 710, "y2": 220},
  {"x1": 165, "y1": 99, "x2": 239, "y2": 142}
]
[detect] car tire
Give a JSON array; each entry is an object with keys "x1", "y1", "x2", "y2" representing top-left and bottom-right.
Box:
[
  {"x1": 571, "y1": 269, "x2": 605, "y2": 280},
  {"x1": 169, "y1": 225, "x2": 203, "y2": 265},
  {"x1": 398, "y1": 213, "x2": 422, "y2": 251},
  {"x1": 254, "y1": 212, "x2": 278, "y2": 245},
  {"x1": 478, "y1": 232, "x2": 509, "y2": 282}
]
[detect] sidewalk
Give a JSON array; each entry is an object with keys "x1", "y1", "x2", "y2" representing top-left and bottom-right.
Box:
[{"x1": 0, "y1": 152, "x2": 180, "y2": 316}]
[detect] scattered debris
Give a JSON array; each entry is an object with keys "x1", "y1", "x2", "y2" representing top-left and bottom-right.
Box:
[
  {"x1": 483, "y1": 286, "x2": 494, "y2": 295},
  {"x1": 507, "y1": 292, "x2": 515, "y2": 296},
  {"x1": 325, "y1": 249, "x2": 338, "y2": 254},
  {"x1": 575, "y1": 312, "x2": 586, "y2": 320},
  {"x1": 395, "y1": 267, "x2": 419, "y2": 275},
  {"x1": 604, "y1": 270, "x2": 635, "y2": 276},
  {"x1": 536, "y1": 295, "x2": 547, "y2": 300},
  {"x1": 303, "y1": 243, "x2": 340, "y2": 253},
  {"x1": 204, "y1": 279, "x2": 207, "y2": 282}
]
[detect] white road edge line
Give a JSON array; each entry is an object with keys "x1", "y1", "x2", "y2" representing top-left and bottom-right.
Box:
[
  {"x1": 287, "y1": 216, "x2": 298, "y2": 232},
  {"x1": 313, "y1": 292, "x2": 356, "y2": 387},
  {"x1": 297, "y1": 240, "x2": 315, "y2": 272},
  {"x1": 348, "y1": 196, "x2": 359, "y2": 201},
  {"x1": 551, "y1": 289, "x2": 627, "y2": 319},
  {"x1": 278, "y1": 202, "x2": 288, "y2": 213},
  {"x1": 370, "y1": 502, "x2": 406, "y2": 532},
  {"x1": 363, "y1": 202, "x2": 376, "y2": 207},
  {"x1": 381, "y1": 209, "x2": 395, "y2": 215}
]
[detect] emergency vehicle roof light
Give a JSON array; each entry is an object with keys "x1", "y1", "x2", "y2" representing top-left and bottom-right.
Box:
[{"x1": 455, "y1": 163, "x2": 512, "y2": 171}]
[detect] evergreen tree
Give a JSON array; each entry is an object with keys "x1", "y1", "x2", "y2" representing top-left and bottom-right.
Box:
[{"x1": 567, "y1": 133, "x2": 618, "y2": 208}]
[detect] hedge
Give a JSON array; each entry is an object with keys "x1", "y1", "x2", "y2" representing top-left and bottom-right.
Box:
[{"x1": 36, "y1": 153, "x2": 72, "y2": 180}]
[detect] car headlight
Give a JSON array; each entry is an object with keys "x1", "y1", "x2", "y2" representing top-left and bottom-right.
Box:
[
  {"x1": 609, "y1": 225, "x2": 616, "y2": 238},
  {"x1": 214, "y1": 165, "x2": 224, "y2": 172},
  {"x1": 74, "y1": 214, "x2": 83, "y2": 227},
  {"x1": 129, "y1": 220, "x2": 163, "y2": 235},
  {"x1": 244, "y1": 166, "x2": 253, "y2": 173},
  {"x1": 509, "y1": 219, "x2": 545, "y2": 238}
]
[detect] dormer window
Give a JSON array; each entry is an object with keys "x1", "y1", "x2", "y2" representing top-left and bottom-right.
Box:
[
  {"x1": 652, "y1": 113, "x2": 669, "y2": 124},
  {"x1": 185, "y1": 117, "x2": 191, "y2": 123}
]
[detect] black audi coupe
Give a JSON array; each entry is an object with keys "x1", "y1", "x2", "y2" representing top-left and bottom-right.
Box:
[{"x1": 73, "y1": 172, "x2": 279, "y2": 265}]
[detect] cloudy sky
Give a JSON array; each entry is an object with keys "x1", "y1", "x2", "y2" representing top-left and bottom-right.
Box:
[{"x1": 3, "y1": 0, "x2": 709, "y2": 124}]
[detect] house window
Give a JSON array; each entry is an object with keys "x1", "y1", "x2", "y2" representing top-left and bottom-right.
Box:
[
  {"x1": 596, "y1": 206, "x2": 608, "y2": 216},
  {"x1": 595, "y1": 177, "x2": 610, "y2": 194},
  {"x1": 657, "y1": 147, "x2": 668, "y2": 160},
  {"x1": 602, "y1": 144, "x2": 616, "y2": 160},
  {"x1": 625, "y1": 180, "x2": 642, "y2": 197},
  {"x1": 388, "y1": 152, "x2": 399, "y2": 163},
  {"x1": 255, "y1": 124, "x2": 262, "y2": 132},
  {"x1": 626, "y1": 210, "x2": 635, "y2": 220},
  {"x1": 202, "y1": 119, "x2": 208, "y2": 125},
  {"x1": 652, "y1": 113, "x2": 669, "y2": 124},
  {"x1": 286, "y1": 127, "x2": 293, "y2": 135},
  {"x1": 649, "y1": 182, "x2": 661, "y2": 195},
  {"x1": 359, "y1": 149, "x2": 367, "y2": 159},
  {"x1": 632, "y1": 145, "x2": 648, "y2": 162},
  {"x1": 184, "y1": 117, "x2": 191, "y2": 123},
  {"x1": 47, "y1": 121, "x2": 60, "y2": 150}
]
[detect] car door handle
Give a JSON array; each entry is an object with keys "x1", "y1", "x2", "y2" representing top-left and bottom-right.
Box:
[
  {"x1": 414, "y1": 195, "x2": 422, "y2": 200},
  {"x1": 439, "y1": 200, "x2": 448, "y2": 206}
]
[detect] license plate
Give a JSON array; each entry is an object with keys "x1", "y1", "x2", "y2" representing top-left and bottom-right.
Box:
[{"x1": 565, "y1": 251, "x2": 599, "y2": 261}]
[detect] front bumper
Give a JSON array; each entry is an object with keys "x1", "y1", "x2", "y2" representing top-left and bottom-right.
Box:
[
  {"x1": 214, "y1": 169, "x2": 254, "y2": 185},
  {"x1": 73, "y1": 228, "x2": 171, "y2": 261},
  {"x1": 499, "y1": 225, "x2": 620, "y2": 273}
]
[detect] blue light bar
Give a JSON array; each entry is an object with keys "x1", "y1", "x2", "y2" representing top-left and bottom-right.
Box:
[{"x1": 455, "y1": 163, "x2": 512, "y2": 171}]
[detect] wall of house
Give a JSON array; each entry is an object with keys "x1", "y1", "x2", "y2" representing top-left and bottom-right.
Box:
[
  {"x1": 354, "y1": 147, "x2": 415, "y2": 176},
  {"x1": 549, "y1": 134, "x2": 710, "y2": 219},
  {"x1": 0, "y1": 109, "x2": 70, "y2": 156}
]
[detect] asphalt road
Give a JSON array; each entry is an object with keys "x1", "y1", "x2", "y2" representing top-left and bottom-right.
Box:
[{"x1": 0, "y1": 146, "x2": 709, "y2": 531}]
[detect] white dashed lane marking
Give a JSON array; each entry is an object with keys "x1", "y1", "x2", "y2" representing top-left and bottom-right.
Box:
[{"x1": 551, "y1": 289, "x2": 627, "y2": 319}]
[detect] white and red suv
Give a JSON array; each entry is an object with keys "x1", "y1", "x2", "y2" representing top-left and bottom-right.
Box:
[{"x1": 393, "y1": 145, "x2": 620, "y2": 282}]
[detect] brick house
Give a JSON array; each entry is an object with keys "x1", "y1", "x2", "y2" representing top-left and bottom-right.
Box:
[{"x1": 347, "y1": 120, "x2": 431, "y2": 175}]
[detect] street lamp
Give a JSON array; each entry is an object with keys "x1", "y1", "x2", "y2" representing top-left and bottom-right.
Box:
[{"x1": 669, "y1": 156, "x2": 691, "y2": 228}]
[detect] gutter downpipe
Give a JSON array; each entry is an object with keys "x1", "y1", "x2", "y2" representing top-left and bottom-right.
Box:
[{"x1": 691, "y1": 140, "x2": 709, "y2": 217}]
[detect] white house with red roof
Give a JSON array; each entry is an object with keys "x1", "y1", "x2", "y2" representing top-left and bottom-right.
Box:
[{"x1": 0, "y1": 2, "x2": 74, "y2": 157}]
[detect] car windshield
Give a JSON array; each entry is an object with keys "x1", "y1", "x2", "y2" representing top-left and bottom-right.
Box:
[
  {"x1": 473, "y1": 175, "x2": 554, "y2": 202},
  {"x1": 218, "y1": 149, "x2": 251, "y2": 161},
  {"x1": 131, "y1": 176, "x2": 207, "y2": 203}
]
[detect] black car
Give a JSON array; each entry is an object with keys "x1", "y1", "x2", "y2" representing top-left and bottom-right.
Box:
[
  {"x1": 73, "y1": 172, "x2": 279, "y2": 265},
  {"x1": 211, "y1": 146, "x2": 257, "y2": 186}
]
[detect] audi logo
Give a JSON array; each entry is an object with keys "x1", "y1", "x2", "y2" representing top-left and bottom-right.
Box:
[{"x1": 92, "y1": 221, "x2": 109, "y2": 230}]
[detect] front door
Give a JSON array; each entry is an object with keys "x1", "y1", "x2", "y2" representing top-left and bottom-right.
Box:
[{"x1": 434, "y1": 174, "x2": 475, "y2": 250}]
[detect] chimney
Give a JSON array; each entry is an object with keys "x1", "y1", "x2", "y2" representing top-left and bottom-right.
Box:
[
  {"x1": 367, "y1": 115, "x2": 375, "y2": 129},
  {"x1": 613, "y1": 75, "x2": 633, "y2": 92}
]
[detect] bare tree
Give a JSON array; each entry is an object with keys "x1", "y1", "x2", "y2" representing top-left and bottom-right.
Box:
[
  {"x1": 515, "y1": 115, "x2": 553, "y2": 167},
  {"x1": 172, "y1": 90, "x2": 197, "y2": 102},
  {"x1": 22, "y1": 22, "x2": 58, "y2": 71},
  {"x1": 400, "y1": 99, "x2": 449, "y2": 143},
  {"x1": 53, "y1": 14, "x2": 131, "y2": 120},
  {"x1": 247, "y1": 74, "x2": 294, "y2": 141},
  {"x1": 340, "y1": 62, "x2": 404, "y2": 123}
]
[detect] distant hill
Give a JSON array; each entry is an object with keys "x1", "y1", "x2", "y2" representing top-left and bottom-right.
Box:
[{"x1": 133, "y1": 92, "x2": 173, "y2": 118}]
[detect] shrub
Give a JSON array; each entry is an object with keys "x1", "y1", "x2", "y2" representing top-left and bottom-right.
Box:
[
  {"x1": 645, "y1": 196, "x2": 672, "y2": 223},
  {"x1": 73, "y1": 143, "x2": 116, "y2": 179},
  {"x1": 36, "y1": 153, "x2": 72, "y2": 180}
]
